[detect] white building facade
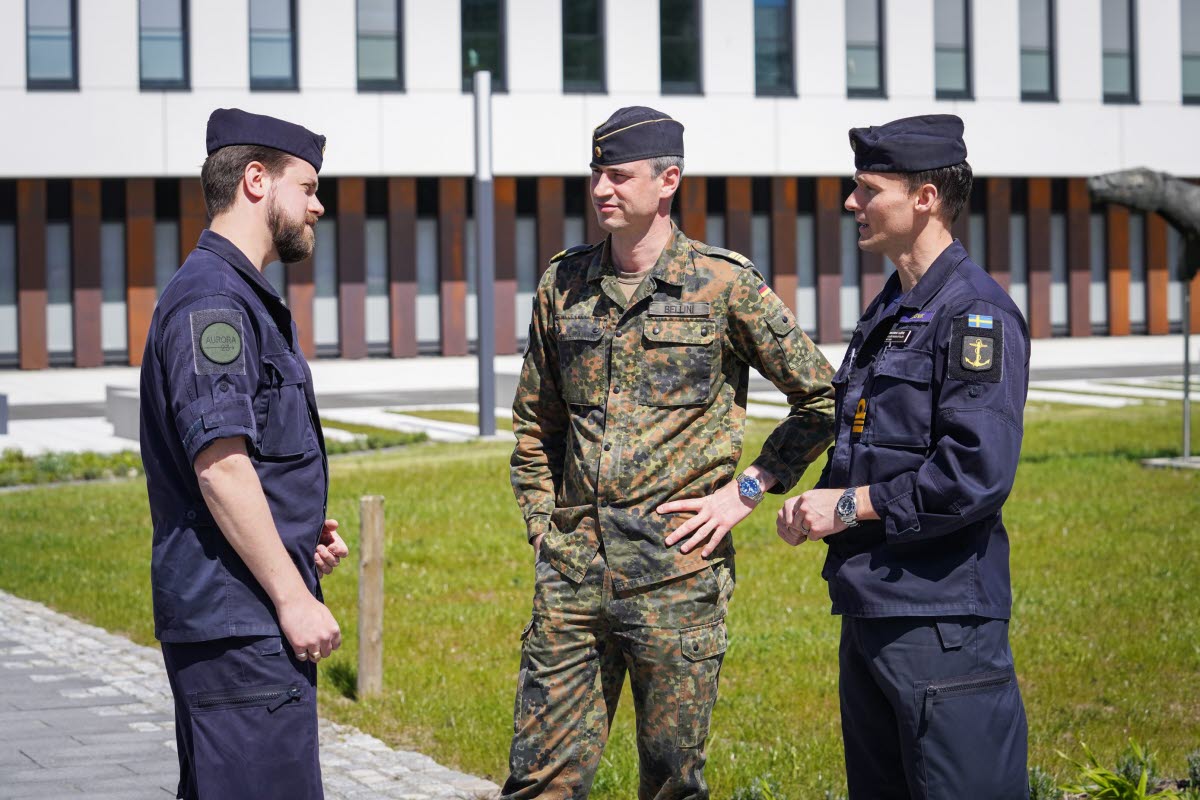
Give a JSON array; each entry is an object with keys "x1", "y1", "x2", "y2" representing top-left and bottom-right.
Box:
[{"x1": 1, "y1": 0, "x2": 1198, "y2": 367}]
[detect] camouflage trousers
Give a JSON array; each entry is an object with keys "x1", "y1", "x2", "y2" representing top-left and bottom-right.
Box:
[{"x1": 500, "y1": 551, "x2": 734, "y2": 800}]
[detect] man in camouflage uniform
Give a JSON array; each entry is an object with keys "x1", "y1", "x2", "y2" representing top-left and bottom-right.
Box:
[{"x1": 502, "y1": 106, "x2": 836, "y2": 799}]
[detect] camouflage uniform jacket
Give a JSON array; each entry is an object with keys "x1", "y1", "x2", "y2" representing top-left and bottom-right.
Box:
[{"x1": 511, "y1": 225, "x2": 836, "y2": 591}]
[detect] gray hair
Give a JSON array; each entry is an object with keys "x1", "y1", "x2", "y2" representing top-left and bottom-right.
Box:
[{"x1": 649, "y1": 155, "x2": 684, "y2": 178}]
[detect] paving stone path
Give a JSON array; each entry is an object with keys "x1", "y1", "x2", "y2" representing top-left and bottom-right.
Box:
[{"x1": 0, "y1": 589, "x2": 499, "y2": 799}]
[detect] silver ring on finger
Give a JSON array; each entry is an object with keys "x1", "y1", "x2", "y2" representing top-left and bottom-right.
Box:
[{"x1": 296, "y1": 652, "x2": 308, "y2": 661}]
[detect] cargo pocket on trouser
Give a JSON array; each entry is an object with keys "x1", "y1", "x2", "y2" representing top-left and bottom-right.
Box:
[
  {"x1": 677, "y1": 619, "x2": 728, "y2": 749},
  {"x1": 916, "y1": 666, "x2": 1028, "y2": 800},
  {"x1": 188, "y1": 681, "x2": 320, "y2": 799},
  {"x1": 513, "y1": 617, "x2": 535, "y2": 734}
]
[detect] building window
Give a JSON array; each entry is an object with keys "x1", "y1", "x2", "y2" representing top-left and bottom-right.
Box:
[
  {"x1": 140, "y1": 0, "x2": 189, "y2": 90},
  {"x1": 1019, "y1": 0, "x2": 1056, "y2": 101},
  {"x1": 934, "y1": 0, "x2": 971, "y2": 99},
  {"x1": 660, "y1": 0, "x2": 702, "y2": 95},
  {"x1": 563, "y1": 0, "x2": 604, "y2": 93},
  {"x1": 249, "y1": 0, "x2": 298, "y2": 90},
  {"x1": 26, "y1": 0, "x2": 77, "y2": 90},
  {"x1": 846, "y1": 0, "x2": 884, "y2": 98},
  {"x1": 755, "y1": 0, "x2": 794, "y2": 96},
  {"x1": 462, "y1": 0, "x2": 506, "y2": 92},
  {"x1": 1183, "y1": 0, "x2": 1200, "y2": 103},
  {"x1": 1101, "y1": 0, "x2": 1136, "y2": 103},
  {"x1": 357, "y1": 0, "x2": 403, "y2": 90}
]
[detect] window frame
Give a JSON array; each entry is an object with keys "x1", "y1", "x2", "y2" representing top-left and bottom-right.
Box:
[
  {"x1": 846, "y1": 0, "x2": 886, "y2": 99},
  {"x1": 138, "y1": 0, "x2": 191, "y2": 92},
  {"x1": 754, "y1": 0, "x2": 796, "y2": 97},
  {"x1": 249, "y1": 0, "x2": 299, "y2": 92},
  {"x1": 461, "y1": 0, "x2": 508, "y2": 93},
  {"x1": 356, "y1": 0, "x2": 405, "y2": 92},
  {"x1": 934, "y1": 0, "x2": 973, "y2": 100},
  {"x1": 1019, "y1": 0, "x2": 1058, "y2": 102},
  {"x1": 659, "y1": 0, "x2": 704, "y2": 96},
  {"x1": 1182, "y1": 0, "x2": 1200, "y2": 104},
  {"x1": 1102, "y1": 0, "x2": 1138, "y2": 105},
  {"x1": 25, "y1": 0, "x2": 79, "y2": 91},
  {"x1": 562, "y1": 0, "x2": 606, "y2": 94}
]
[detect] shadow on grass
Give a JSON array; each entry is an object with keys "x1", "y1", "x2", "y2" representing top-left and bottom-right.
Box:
[
  {"x1": 1019, "y1": 445, "x2": 1182, "y2": 464},
  {"x1": 324, "y1": 660, "x2": 358, "y2": 701}
]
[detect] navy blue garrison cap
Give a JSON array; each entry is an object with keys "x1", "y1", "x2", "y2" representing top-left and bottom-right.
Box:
[
  {"x1": 206, "y1": 108, "x2": 326, "y2": 173},
  {"x1": 591, "y1": 106, "x2": 684, "y2": 166},
  {"x1": 849, "y1": 114, "x2": 967, "y2": 173}
]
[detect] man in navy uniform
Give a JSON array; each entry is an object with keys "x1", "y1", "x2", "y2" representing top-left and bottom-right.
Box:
[
  {"x1": 140, "y1": 108, "x2": 349, "y2": 799},
  {"x1": 777, "y1": 115, "x2": 1030, "y2": 799}
]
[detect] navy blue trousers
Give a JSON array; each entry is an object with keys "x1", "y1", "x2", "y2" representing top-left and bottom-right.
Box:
[
  {"x1": 161, "y1": 636, "x2": 322, "y2": 800},
  {"x1": 839, "y1": 616, "x2": 1028, "y2": 800}
]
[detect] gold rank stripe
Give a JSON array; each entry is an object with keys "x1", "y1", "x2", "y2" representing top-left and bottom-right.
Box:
[
  {"x1": 594, "y1": 118, "x2": 674, "y2": 141},
  {"x1": 852, "y1": 399, "x2": 867, "y2": 433}
]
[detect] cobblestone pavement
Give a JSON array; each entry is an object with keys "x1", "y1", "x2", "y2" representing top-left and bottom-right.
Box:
[{"x1": 0, "y1": 589, "x2": 499, "y2": 799}]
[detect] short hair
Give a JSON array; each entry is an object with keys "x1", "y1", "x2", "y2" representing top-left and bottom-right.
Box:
[
  {"x1": 200, "y1": 145, "x2": 294, "y2": 218},
  {"x1": 902, "y1": 161, "x2": 972, "y2": 224},
  {"x1": 649, "y1": 155, "x2": 685, "y2": 178}
]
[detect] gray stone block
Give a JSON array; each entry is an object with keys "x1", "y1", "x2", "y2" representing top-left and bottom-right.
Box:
[{"x1": 106, "y1": 386, "x2": 140, "y2": 441}]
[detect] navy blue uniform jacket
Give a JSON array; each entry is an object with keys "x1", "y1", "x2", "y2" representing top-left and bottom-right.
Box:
[
  {"x1": 818, "y1": 240, "x2": 1029, "y2": 619},
  {"x1": 140, "y1": 230, "x2": 328, "y2": 643}
]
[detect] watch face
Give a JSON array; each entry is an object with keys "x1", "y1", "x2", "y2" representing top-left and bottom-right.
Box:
[
  {"x1": 738, "y1": 476, "x2": 762, "y2": 498},
  {"x1": 836, "y1": 494, "x2": 854, "y2": 517}
]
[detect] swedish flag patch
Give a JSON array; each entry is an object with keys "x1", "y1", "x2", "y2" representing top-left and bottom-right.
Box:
[{"x1": 967, "y1": 314, "x2": 994, "y2": 329}]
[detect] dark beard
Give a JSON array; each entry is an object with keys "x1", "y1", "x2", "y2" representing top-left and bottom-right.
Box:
[{"x1": 267, "y1": 194, "x2": 314, "y2": 264}]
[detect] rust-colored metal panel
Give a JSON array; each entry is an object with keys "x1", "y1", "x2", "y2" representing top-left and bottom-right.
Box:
[
  {"x1": 71, "y1": 179, "x2": 103, "y2": 367},
  {"x1": 288, "y1": 255, "x2": 315, "y2": 358},
  {"x1": 860, "y1": 250, "x2": 884, "y2": 313},
  {"x1": 126, "y1": 179, "x2": 156, "y2": 366},
  {"x1": 770, "y1": 177, "x2": 797, "y2": 313},
  {"x1": 1144, "y1": 212, "x2": 1169, "y2": 335},
  {"x1": 582, "y1": 177, "x2": 604, "y2": 244},
  {"x1": 1106, "y1": 204, "x2": 1130, "y2": 336},
  {"x1": 536, "y1": 177, "x2": 564, "y2": 278},
  {"x1": 493, "y1": 176, "x2": 517, "y2": 355},
  {"x1": 337, "y1": 177, "x2": 367, "y2": 359},
  {"x1": 724, "y1": 177, "x2": 752, "y2": 257},
  {"x1": 1026, "y1": 178, "x2": 1052, "y2": 339},
  {"x1": 1066, "y1": 178, "x2": 1091, "y2": 338},
  {"x1": 985, "y1": 178, "x2": 1011, "y2": 291},
  {"x1": 387, "y1": 177, "x2": 418, "y2": 358},
  {"x1": 16, "y1": 180, "x2": 48, "y2": 370},
  {"x1": 679, "y1": 177, "x2": 706, "y2": 241},
  {"x1": 179, "y1": 178, "x2": 208, "y2": 262},
  {"x1": 439, "y1": 177, "x2": 468, "y2": 356},
  {"x1": 815, "y1": 177, "x2": 843, "y2": 344}
]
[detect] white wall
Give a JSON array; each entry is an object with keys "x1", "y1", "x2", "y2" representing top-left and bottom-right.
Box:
[{"x1": 1, "y1": 0, "x2": 1198, "y2": 179}]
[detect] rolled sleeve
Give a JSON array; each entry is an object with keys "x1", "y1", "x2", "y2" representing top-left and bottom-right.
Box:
[
  {"x1": 871, "y1": 302, "x2": 1028, "y2": 544},
  {"x1": 158, "y1": 295, "x2": 262, "y2": 466}
]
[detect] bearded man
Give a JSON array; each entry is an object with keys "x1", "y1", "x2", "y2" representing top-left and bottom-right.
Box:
[{"x1": 139, "y1": 108, "x2": 348, "y2": 800}]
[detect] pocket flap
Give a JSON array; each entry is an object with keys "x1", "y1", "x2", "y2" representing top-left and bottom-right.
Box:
[
  {"x1": 262, "y1": 351, "x2": 307, "y2": 386},
  {"x1": 767, "y1": 312, "x2": 796, "y2": 337},
  {"x1": 644, "y1": 318, "x2": 717, "y2": 345},
  {"x1": 557, "y1": 318, "x2": 605, "y2": 342},
  {"x1": 874, "y1": 348, "x2": 934, "y2": 385},
  {"x1": 681, "y1": 620, "x2": 727, "y2": 662}
]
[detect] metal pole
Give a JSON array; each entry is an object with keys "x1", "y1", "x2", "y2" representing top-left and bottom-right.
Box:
[
  {"x1": 1184, "y1": 273, "x2": 1192, "y2": 461},
  {"x1": 474, "y1": 70, "x2": 496, "y2": 437}
]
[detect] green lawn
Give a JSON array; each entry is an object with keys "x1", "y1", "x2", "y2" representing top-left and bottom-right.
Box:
[{"x1": 1, "y1": 401, "x2": 1197, "y2": 797}]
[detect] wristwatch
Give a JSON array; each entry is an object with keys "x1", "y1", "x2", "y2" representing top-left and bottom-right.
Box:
[
  {"x1": 736, "y1": 473, "x2": 765, "y2": 504},
  {"x1": 836, "y1": 487, "x2": 860, "y2": 527}
]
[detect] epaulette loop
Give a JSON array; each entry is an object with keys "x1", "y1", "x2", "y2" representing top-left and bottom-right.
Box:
[
  {"x1": 550, "y1": 242, "x2": 600, "y2": 264},
  {"x1": 699, "y1": 244, "x2": 753, "y2": 269}
]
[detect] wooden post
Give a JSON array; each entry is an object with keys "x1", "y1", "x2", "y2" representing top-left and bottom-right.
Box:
[{"x1": 358, "y1": 495, "x2": 386, "y2": 699}]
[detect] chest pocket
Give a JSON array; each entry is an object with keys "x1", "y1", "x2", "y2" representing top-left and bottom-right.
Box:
[
  {"x1": 557, "y1": 318, "x2": 608, "y2": 406},
  {"x1": 640, "y1": 318, "x2": 717, "y2": 407},
  {"x1": 258, "y1": 351, "x2": 313, "y2": 458},
  {"x1": 864, "y1": 348, "x2": 935, "y2": 449}
]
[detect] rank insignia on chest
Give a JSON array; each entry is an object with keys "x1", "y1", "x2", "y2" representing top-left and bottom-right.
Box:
[
  {"x1": 885, "y1": 328, "x2": 912, "y2": 346},
  {"x1": 851, "y1": 398, "x2": 867, "y2": 438},
  {"x1": 948, "y1": 313, "x2": 1003, "y2": 383},
  {"x1": 899, "y1": 312, "x2": 931, "y2": 324}
]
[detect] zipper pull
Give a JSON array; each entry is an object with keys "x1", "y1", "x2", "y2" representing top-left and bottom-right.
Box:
[
  {"x1": 923, "y1": 685, "x2": 938, "y2": 720},
  {"x1": 268, "y1": 686, "x2": 302, "y2": 712}
]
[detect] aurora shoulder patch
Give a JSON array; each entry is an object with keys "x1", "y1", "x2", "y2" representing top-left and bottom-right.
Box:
[{"x1": 190, "y1": 308, "x2": 247, "y2": 376}]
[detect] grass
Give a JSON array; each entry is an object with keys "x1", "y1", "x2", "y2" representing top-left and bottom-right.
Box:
[
  {"x1": 0, "y1": 401, "x2": 1197, "y2": 796},
  {"x1": 391, "y1": 409, "x2": 510, "y2": 429}
]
